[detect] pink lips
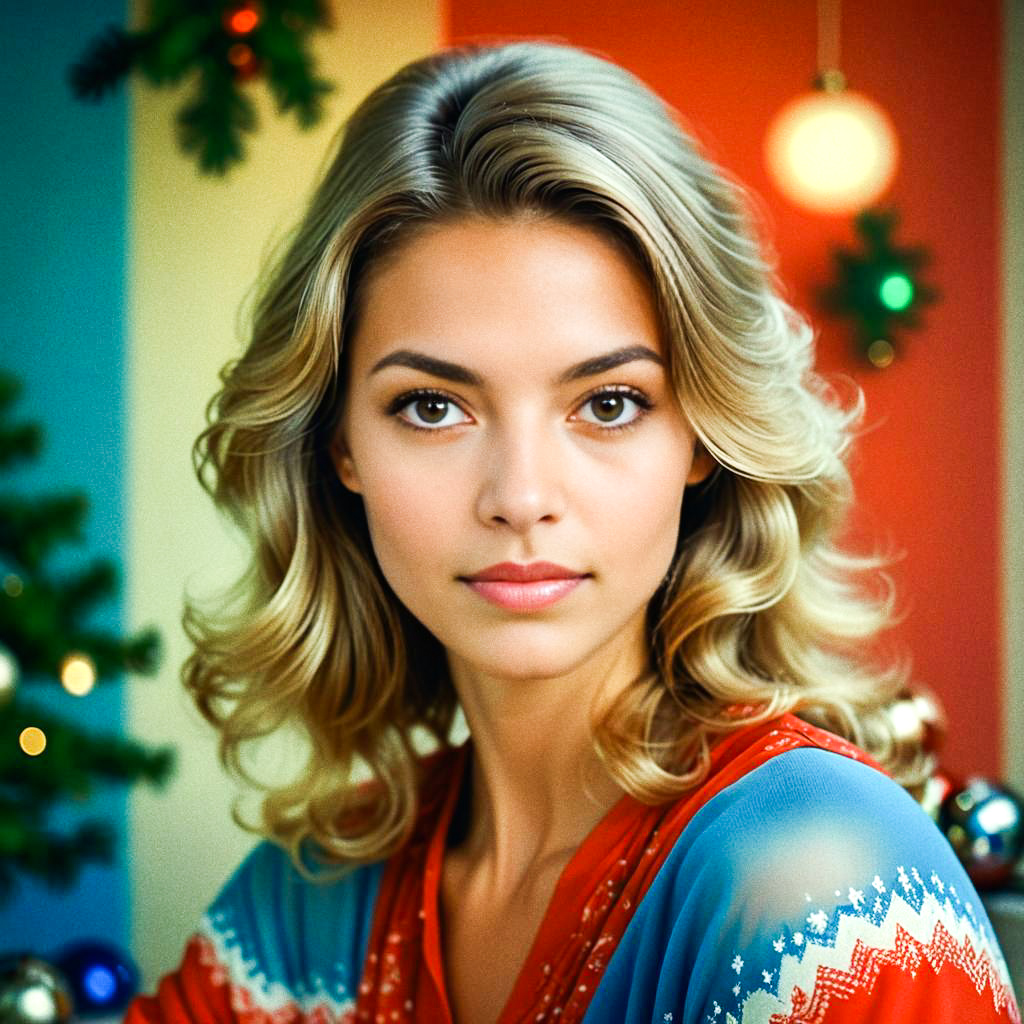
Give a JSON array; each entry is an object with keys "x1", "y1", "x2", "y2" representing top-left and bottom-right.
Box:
[{"x1": 462, "y1": 561, "x2": 589, "y2": 611}]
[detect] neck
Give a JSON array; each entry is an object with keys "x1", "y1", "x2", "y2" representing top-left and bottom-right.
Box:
[{"x1": 444, "y1": 627, "x2": 646, "y2": 894}]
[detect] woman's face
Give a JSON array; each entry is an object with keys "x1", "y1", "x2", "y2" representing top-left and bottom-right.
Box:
[{"x1": 333, "y1": 215, "x2": 714, "y2": 683}]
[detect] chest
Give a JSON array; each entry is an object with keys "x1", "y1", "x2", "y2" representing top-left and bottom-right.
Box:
[{"x1": 439, "y1": 854, "x2": 565, "y2": 1024}]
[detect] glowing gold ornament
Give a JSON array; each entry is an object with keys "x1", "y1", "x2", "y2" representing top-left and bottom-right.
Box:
[
  {"x1": 3, "y1": 573, "x2": 23, "y2": 597},
  {"x1": 765, "y1": 80, "x2": 898, "y2": 215},
  {"x1": 764, "y1": 0, "x2": 898, "y2": 215},
  {"x1": 60, "y1": 652, "x2": 97, "y2": 697},
  {"x1": 867, "y1": 339, "x2": 895, "y2": 368}
]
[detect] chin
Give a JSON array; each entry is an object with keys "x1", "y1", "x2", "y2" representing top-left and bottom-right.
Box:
[{"x1": 447, "y1": 628, "x2": 611, "y2": 684}]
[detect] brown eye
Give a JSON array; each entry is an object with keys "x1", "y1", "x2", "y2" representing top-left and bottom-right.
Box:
[
  {"x1": 389, "y1": 390, "x2": 472, "y2": 430},
  {"x1": 577, "y1": 388, "x2": 651, "y2": 429},
  {"x1": 591, "y1": 394, "x2": 625, "y2": 422},
  {"x1": 415, "y1": 397, "x2": 449, "y2": 424}
]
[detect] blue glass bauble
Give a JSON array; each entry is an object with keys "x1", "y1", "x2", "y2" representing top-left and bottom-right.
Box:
[
  {"x1": 939, "y1": 777, "x2": 1024, "y2": 889},
  {"x1": 51, "y1": 941, "x2": 139, "y2": 1017}
]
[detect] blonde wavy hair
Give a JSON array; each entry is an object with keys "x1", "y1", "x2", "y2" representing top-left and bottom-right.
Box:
[{"x1": 184, "y1": 39, "x2": 939, "y2": 876}]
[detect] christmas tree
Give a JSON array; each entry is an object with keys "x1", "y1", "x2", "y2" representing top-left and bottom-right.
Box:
[{"x1": 0, "y1": 368, "x2": 174, "y2": 903}]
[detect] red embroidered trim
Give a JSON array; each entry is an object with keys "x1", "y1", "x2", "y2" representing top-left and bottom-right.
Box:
[
  {"x1": 191, "y1": 933, "x2": 355, "y2": 1024},
  {"x1": 771, "y1": 921, "x2": 1020, "y2": 1024}
]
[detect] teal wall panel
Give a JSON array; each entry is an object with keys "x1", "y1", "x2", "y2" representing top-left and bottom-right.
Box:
[{"x1": 0, "y1": 1, "x2": 131, "y2": 955}]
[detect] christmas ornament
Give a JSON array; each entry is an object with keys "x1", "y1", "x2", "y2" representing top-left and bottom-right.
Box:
[
  {"x1": 68, "y1": 1, "x2": 333, "y2": 175},
  {"x1": 0, "y1": 641, "x2": 17, "y2": 704},
  {"x1": 764, "y1": 0, "x2": 897, "y2": 214},
  {"x1": 918, "y1": 771, "x2": 954, "y2": 823},
  {"x1": 818, "y1": 209, "x2": 939, "y2": 366},
  {"x1": 53, "y1": 940, "x2": 140, "y2": 1017},
  {"x1": 0, "y1": 954, "x2": 73, "y2": 1024},
  {"x1": 940, "y1": 778, "x2": 1024, "y2": 889},
  {"x1": 765, "y1": 71, "x2": 898, "y2": 216},
  {"x1": 883, "y1": 688, "x2": 946, "y2": 756}
]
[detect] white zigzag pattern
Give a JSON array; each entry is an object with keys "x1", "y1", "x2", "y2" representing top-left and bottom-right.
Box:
[
  {"x1": 725, "y1": 888, "x2": 1017, "y2": 1024},
  {"x1": 195, "y1": 913, "x2": 357, "y2": 1021}
]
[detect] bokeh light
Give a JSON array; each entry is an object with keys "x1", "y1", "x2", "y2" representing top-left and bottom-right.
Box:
[
  {"x1": 84, "y1": 965, "x2": 117, "y2": 1004},
  {"x1": 228, "y1": 43, "x2": 254, "y2": 68},
  {"x1": 19, "y1": 726, "x2": 47, "y2": 756},
  {"x1": 879, "y1": 272, "x2": 914, "y2": 311},
  {"x1": 226, "y1": 5, "x2": 261, "y2": 35},
  {"x1": 867, "y1": 339, "x2": 895, "y2": 369},
  {"x1": 765, "y1": 89, "x2": 898, "y2": 215},
  {"x1": 61, "y1": 652, "x2": 97, "y2": 696}
]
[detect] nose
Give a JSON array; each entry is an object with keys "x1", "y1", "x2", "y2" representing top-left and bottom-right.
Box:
[{"x1": 474, "y1": 419, "x2": 567, "y2": 533}]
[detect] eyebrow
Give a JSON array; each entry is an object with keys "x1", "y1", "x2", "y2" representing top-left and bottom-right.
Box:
[{"x1": 368, "y1": 344, "x2": 664, "y2": 386}]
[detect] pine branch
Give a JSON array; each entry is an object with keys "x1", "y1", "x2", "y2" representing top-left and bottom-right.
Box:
[
  {"x1": 70, "y1": 2, "x2": 333, "y2": 176},
  {"x1": 23, "y1": 821, "x2": 115, "y2": 887},
  {"x1": 68, "y1": 25, "x2": 142, "y2": 100},
  {"x1": 177, "y1": 59, "x2": 258, "y2": 174},
  {"x1": 0, "y1": 365, "x2": 173, "y2": 905},
  {"x1": 0, "y1": 370, "x2": 19, "y2": 409},
  {"x1": 138, "y1": 15, "x2": 220, "y2": 87},
  {"x1": 0, "y1": 493, "x2": 89, "y2": 570},
  {"x1": 259, "y1": 15, "x2": 333, "y2": 127},
  {"x1": 56, "y1": 560, "x2": 119, "y2": 620},
  {"x1": 0, "y1": 579, "x2": 64, "y2": 673},
  {"x1": 0, "y1": 816, "x2": 114, "y2": 897},
  {"x1": 59, "y1": 624, "x2": 162, "y2": 680},
  {"x1": 0, "y1": 576, "x2": 161, "y2": 681},
  {"x1": 268, "y1": 65, "x2": 333, "y2": 129},
  {"x1": 0, "y1": 699, "x2": 175, "y2": 802},
  {"x1": 817, "y1": 208, "x2": 939, "y2": 360},
  {"x1": 0, "y1": 422, "x2": 43, "y2": 471},
  {"x1": 121, "y1": 626, "x2": 163, "y2": 675},
  {"x1": 0, "y1": 372, "x2": 43, "y2": 471}
]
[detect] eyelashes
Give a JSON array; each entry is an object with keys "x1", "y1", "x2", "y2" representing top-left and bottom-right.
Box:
[
  {"x1": 385, "y1": 385, "x2": 655, "y2": 434},
  {"x1": 386, "y1": 389, "x2": 470, "y2": 431}
]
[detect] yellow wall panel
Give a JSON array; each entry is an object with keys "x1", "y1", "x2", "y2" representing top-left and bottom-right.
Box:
[{"x1": 127, "y1": 0, "x2": 442, "y2": 986}]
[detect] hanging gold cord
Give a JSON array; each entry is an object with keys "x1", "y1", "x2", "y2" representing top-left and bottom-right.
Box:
[{"x1": 817, "y1": 0, "x2": 846, "y2": 91}]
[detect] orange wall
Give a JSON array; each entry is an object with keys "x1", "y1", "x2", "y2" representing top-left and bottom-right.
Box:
[{"x1": 444, "y1": 2, "x2": 1004, "y2": 778}]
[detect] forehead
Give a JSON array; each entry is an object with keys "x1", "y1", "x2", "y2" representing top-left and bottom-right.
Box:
[{"x1": 345, "y1": 215, "x2": 667, "y2": 379}]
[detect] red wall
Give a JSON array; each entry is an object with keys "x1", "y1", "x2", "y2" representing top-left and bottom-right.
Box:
[{"x1": 444, "y1": 1, "x2": 1004, "y2": 778}]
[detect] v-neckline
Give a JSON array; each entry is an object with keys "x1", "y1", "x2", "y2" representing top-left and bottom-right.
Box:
[
  {"x1": 353, "y1": 714, "x2": 876, "y2": 1024},
  {"x1": 420, "y1": 740, "x2": 643, "y2": 1024}
]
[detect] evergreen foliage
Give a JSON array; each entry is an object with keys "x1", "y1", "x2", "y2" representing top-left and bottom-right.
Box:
[{"x1": 0, "y1": 369, "x2": 174, "y2": 903}]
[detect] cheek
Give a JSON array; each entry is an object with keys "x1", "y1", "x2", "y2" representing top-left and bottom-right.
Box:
[
  {"x1": 593, "y1": 440, "x2": 691, "y2": 562},
  {"x1": 357, "y1": 460, "x2": 457, "y2": 583}
]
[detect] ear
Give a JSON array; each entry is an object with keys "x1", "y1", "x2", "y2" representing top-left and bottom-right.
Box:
[
  {"x1": 329, "y1": 433, "x2": 363, "y2": 494},
  {"x1": 686, "y1": 440, "x2": 717, "y2": 486}
]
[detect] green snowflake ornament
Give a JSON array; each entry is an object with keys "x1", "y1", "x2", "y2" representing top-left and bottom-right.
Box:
[{"x1": 818, "y1": 209, "x2": 939, "y2": 367}]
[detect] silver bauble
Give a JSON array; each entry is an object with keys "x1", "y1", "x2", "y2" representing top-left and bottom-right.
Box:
[
  {"x1": 940, "y1": 777, "x2": 1024, "y2": 889},
  {"x1": 0, "y1": 955, "x2": 73, "y2": 1024}
]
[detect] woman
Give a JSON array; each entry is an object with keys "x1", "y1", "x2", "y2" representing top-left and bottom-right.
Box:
[{"x1": 126, "y1": 39, "x2": 1019, "y2": 1024}]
